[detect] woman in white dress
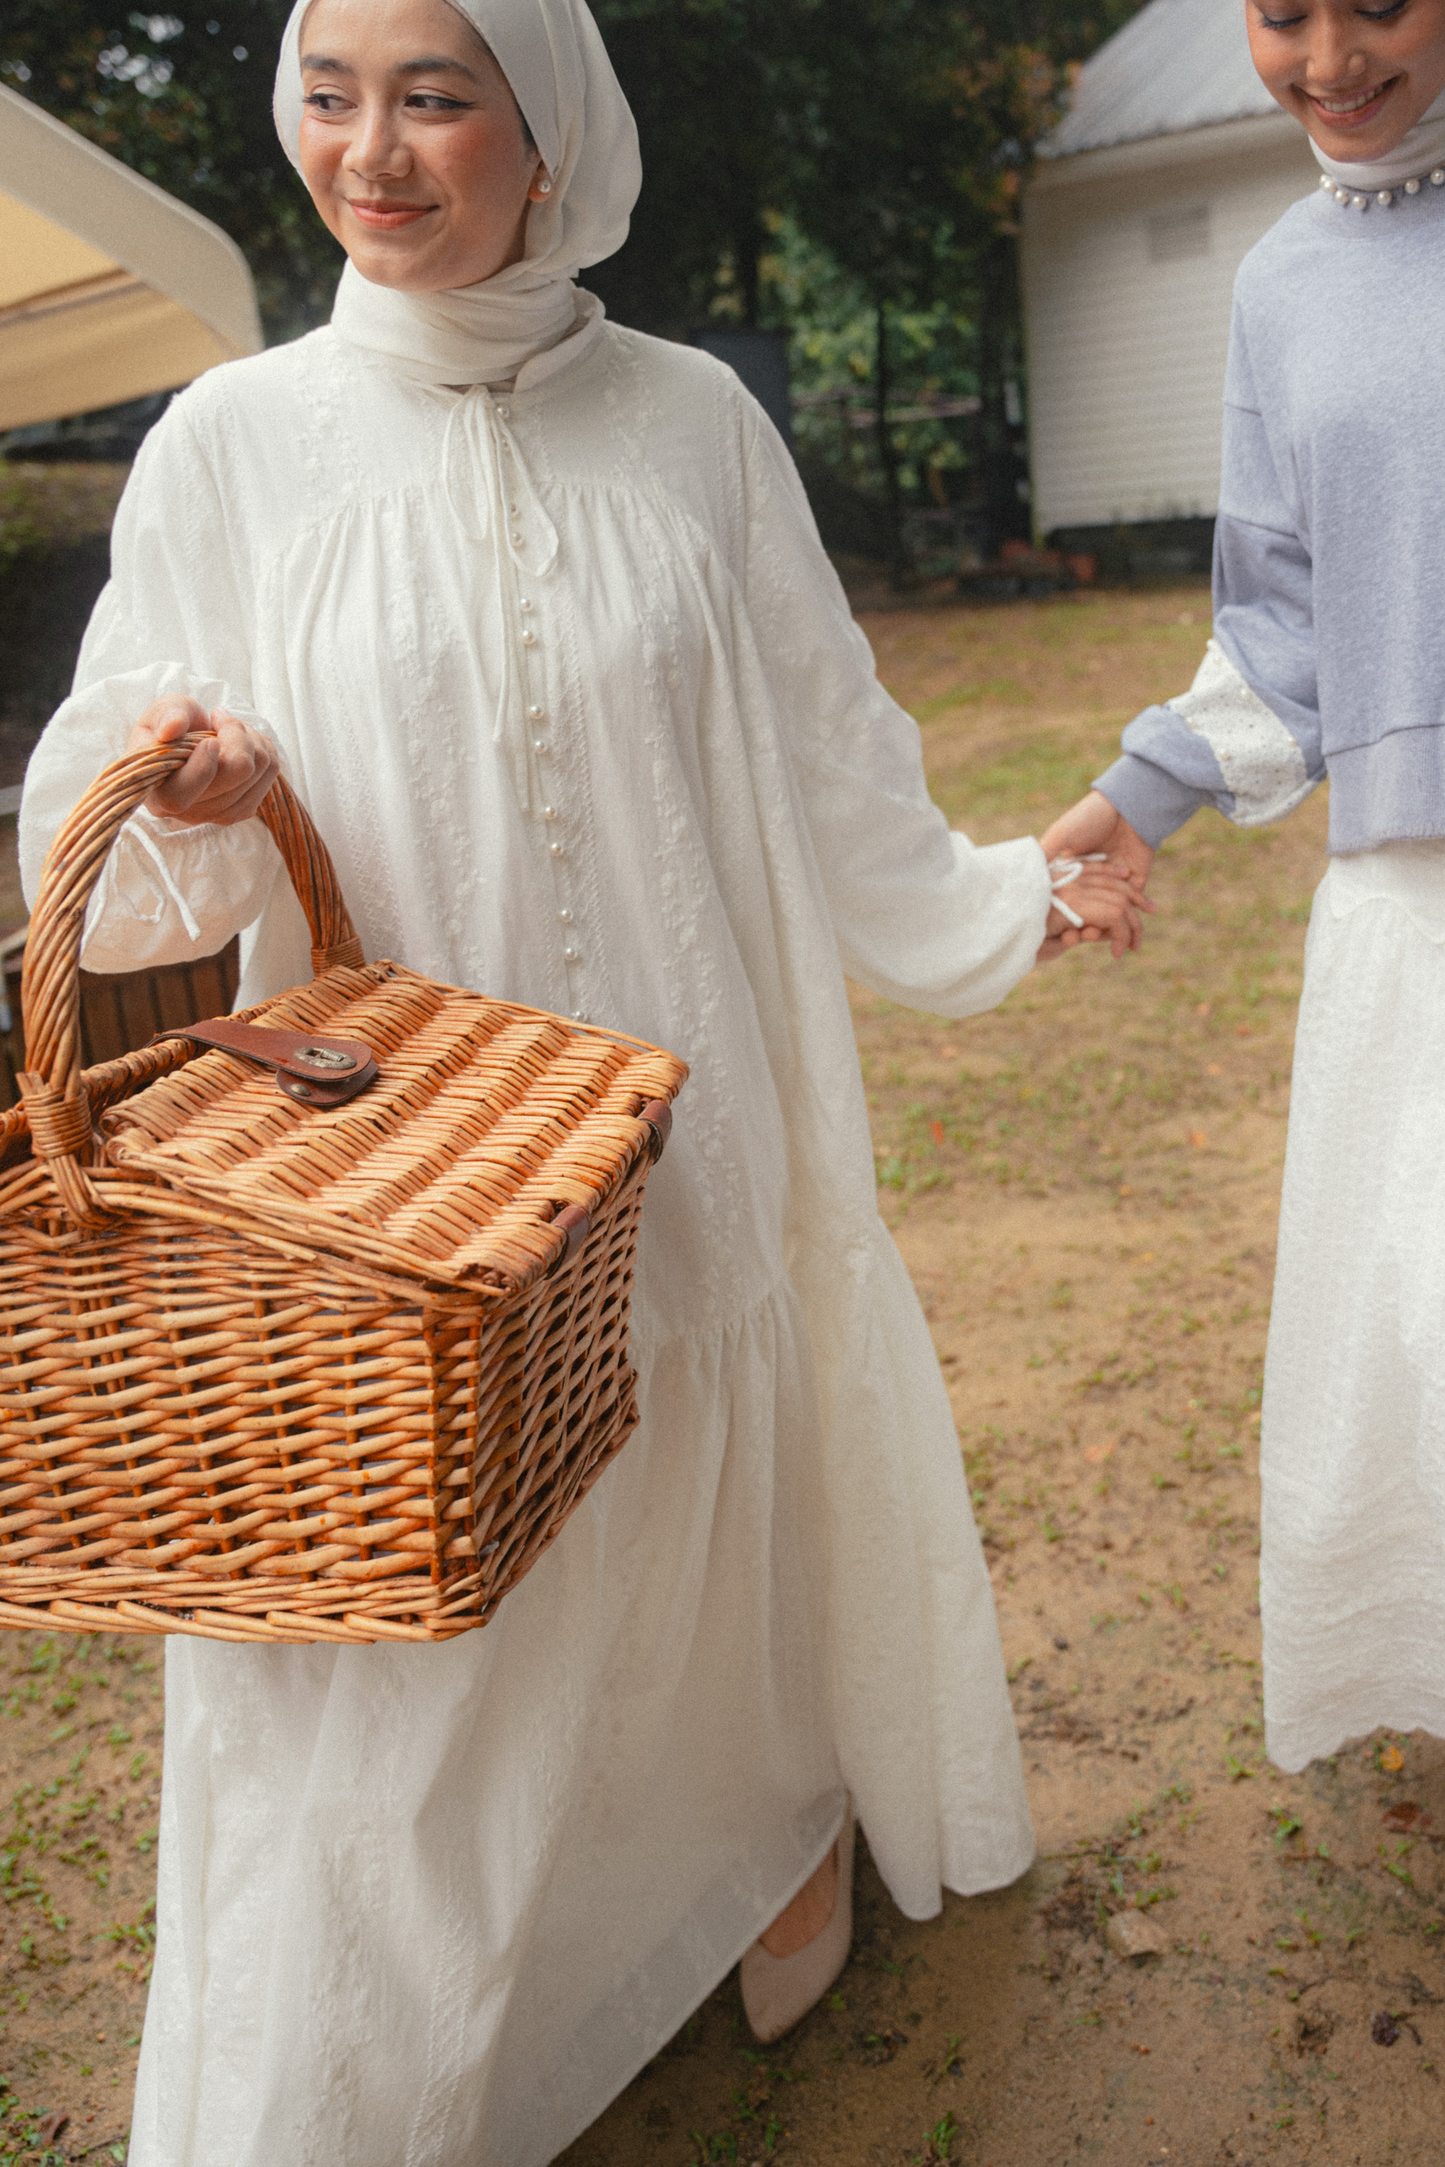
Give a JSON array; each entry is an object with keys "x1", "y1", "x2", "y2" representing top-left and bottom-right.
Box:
[
  {"x1": 21, "y1": 1, "x2": 1142, "y2": 2158},
  {"x1": 1042, "y1": 0, "x2": 1445, "y2": 1778}
]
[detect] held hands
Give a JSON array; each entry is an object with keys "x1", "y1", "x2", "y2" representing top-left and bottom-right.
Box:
[
  {"x1": 125, "y1": 696, "x2": 281, "y2": 827},
  {"x1": 1040, "y1": 791, "x2": 1154, "y2": 890},
  {"x1": 1036, "y1": 792, "x2": 1156, "y2": 964}
]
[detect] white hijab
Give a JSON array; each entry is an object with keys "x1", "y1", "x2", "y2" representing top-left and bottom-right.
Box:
[
  {"x1": 1310, "y1": 84, "x2": 1445, "y2": 192},
  {"x1": 273, "y1": 0, "x2": 641, "y2": 387}
]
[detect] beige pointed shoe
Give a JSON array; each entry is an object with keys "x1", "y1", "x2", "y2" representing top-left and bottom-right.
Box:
[{"x1": 739, "y1": 1811, "x2": 856, "y2": 2044}]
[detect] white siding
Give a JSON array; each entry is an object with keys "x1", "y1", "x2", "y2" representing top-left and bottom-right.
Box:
[{"x1": 1022, "y1": 119, "x2": 1319, "y2": 535}]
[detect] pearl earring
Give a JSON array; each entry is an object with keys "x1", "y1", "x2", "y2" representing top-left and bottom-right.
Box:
[{"x1": 537, "y1": 177, "x2": 553, "y2": 196}]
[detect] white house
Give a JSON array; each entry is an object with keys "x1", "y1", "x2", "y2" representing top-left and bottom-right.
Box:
[{"x1": 1021, "y1": 0, "x2": 1318, "y2": 559}]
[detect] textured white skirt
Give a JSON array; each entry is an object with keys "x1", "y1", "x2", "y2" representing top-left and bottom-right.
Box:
[
  {"x1": 1263, "y1": 841, "x2": 1445, "y2": 1772},
  {"x1": 127, "y1": 1227, "x2": 1032, "y2": 2167}
]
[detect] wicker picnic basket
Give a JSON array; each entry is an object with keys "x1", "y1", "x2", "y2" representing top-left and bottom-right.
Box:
[{"x1": 0, "y1": 739, "x2": 687, "y2": 1646}]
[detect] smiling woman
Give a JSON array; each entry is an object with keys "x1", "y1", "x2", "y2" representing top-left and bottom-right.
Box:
[
  {"x1": 1041, "y1": 0, "x2": 1445, "y2": 1809},
  {"x1": 297, "y1": 0, "x2": 551, "y2": 291},
  {"x1": 16, "y1": 1, "x2": 1148, "y2": 2163},
  {"x1": 1244, "y1": 0, "x2": 1445, "y2": 160}
]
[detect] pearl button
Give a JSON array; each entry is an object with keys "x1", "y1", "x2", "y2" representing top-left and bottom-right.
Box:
[
  {"x1": 1378, "y1": 190, "x2": 1394, "y2": 207},
  {"x1": 563, "y1": 946, "x2": 579, "y2": 962},
  {"x1": 1352, "y1": 193, "x2": 1367, "y2": 210},
  {"x1": 1434, "y1": 168, "x2": 1445, "y2": 186},
  {"x1": 543, "y1": 804, "x2": 557, "y2": 820},
  {"x1": 1407, "y1": 177, "x2": 1422, "y2": 194},
  {"x1": 558, "y1": 909, "x2": 572, "y2": 923},
  {"x1": 521, "y1": 628, "x2": 536, "y2": 646},
  {"x1": 1318, "y1": 174, "x2": 1332, "y2": 191},
  {"x1": 532, "y1": 737, "x2": 545, "y2": 752},
  {"x1": 509, "y1": 503, "x2": 520, "y2": 516},
  {"x1": 572, "y1": 1011, "x2": 588, "y2": 1023},
  {"x1": 519, "y1": 598, "x2": 533, "y2": 612},
  {"x1": 512, "y1": 532, "x2": 526, "y2": 548},
  {"x1": 527, "y1": 703, "x2": 544, "y2": 719},
  {"x1": 549, "y1": 841, "x2": 564, "y2": 857},
  {"x1": 495, "y1": 403, "x2": 511, "y2": 418}
]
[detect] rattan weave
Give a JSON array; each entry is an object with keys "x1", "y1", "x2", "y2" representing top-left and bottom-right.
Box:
[{"x1": 0, "y1": 740, "x2": 686, "y2": 1644}]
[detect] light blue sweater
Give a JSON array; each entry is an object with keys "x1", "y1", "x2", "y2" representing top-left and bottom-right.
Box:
[{"x1": 1096, "y1": 178, "x2": 1445, "y2": 855}]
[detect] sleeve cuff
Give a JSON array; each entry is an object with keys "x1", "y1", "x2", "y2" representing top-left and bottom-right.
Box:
[{"x1": 1093, "y1": 753, "x2": 1212, "y2": 850}]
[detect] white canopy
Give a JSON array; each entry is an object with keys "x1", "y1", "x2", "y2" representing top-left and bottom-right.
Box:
[{"x1": 0, "y1": 83, "x2": 262, "y2": 431}]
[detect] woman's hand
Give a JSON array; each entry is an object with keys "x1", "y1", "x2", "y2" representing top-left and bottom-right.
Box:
[
  {"x1": 1038, "y1": 858, "x2": 1154, "y2": 964},
  {"x1": 126, "y1": 697, "x2": 281, "y2": 827},
  {"x1": 1040, "y1": 791, "x2": 1154, "y2": 891}
]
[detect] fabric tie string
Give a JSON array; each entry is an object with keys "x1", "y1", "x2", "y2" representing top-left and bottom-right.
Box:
[{"x1": 441, "y1": 390, "x2": 560, "y2": 814}]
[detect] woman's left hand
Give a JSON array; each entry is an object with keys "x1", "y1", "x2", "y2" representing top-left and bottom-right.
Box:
[{"x1": 1038, "y1": 858, "x2": 1154, "y2": 964}]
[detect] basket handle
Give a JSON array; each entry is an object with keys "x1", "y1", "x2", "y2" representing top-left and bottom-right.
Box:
[{"x1": 18, "y1": 735, "x2": 363, "y2": 1228}]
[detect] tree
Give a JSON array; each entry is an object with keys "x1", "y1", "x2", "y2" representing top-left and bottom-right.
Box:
[
  {"x1": 586, "y1": 0, "x2": 823, "y2": 337},
  {"x1": 2, "y1": 0, "x2": 1148, "y2": 561},
  {"x1": 591, "y1": 0, "x2": 1148, "y2": 573}
]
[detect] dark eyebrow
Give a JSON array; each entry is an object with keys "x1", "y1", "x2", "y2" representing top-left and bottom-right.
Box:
[
  {"x1": 396, "y1": 56, "x2": 481, "y2": 80},
  {"x1": 300, "y1": 53, "x2": 481, "y2": 82}
]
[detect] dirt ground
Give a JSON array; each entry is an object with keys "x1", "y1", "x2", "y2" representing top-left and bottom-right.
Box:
[{"x1": 0, "y1": 566, "x2": 1435, "y2": 2166}]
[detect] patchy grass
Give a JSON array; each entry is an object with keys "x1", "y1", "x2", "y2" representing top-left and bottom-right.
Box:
[
  {"x1": 564, "y1": 586, "x2": 1445, "y2": 2166},
  {"x1": 0, "y1": 1634, "x2": 163, "y2": 2161}
]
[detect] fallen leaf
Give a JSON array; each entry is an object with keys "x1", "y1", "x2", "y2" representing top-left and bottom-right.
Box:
[
  {"x1": 1189, "y1": 1130, "x2": 1208, "y2": 1149},
  {"x1": 1106, "y1": 1911, "x2": 1169, "y2": 1961},
  {"x1": 1383, "y1": 1802, "x2": 1429, "y2": 1832},
  {"x1": 1133, "y1": 2041, "x2": 1151, "y2": 2054},
  {"x1": 1372, "y1": 2010, "x2": 1401, "y2": 2046},
  {"x1": 1379, "y1": 1744, "x2": 1406, "y2": 1774},
  {"x1": 1236, "y1": 1024, "x2": 1252, "y2": 1037},
  {"x1": 1118, "y1": 1184, "x2": 1132, "y2": 1197},
  {"x1": 35, "y1": 2113, "x2": 68, "y2": 2145},
  {"x1": 1084, "y1": 1441, "x2": 1116, "y2": 1466},
  {"x1": 930, "y1": 1120, "x2": 945, "y2": 1146}
]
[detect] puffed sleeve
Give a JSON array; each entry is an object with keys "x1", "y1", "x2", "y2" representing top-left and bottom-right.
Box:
[
  {"x1": 737, "y1": 399, "x2": 1051, "y2": 1018},
  {"x1": 1093, "y1": 303, "x2": 1323, "y2": 846},
  {"x1": 19, "y1": 392, "x2": 284, "y2": 971}
]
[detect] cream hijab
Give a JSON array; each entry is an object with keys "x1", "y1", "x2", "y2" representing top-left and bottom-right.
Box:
[{"x1": 273, "y1": 0, "x2": 641, "y2": 387}]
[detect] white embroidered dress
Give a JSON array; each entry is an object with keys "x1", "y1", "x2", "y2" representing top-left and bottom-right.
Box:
[{"x1": 21, "y1": 322, "x2": 1048, "y2": 2167}]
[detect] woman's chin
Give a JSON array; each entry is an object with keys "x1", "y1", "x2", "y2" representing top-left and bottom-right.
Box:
[
  {"x1": 343, "y1": 242, "x2": 509, "y2": 294},
  {"x1": 1300, "y1": 89, "x2": 1417, "y2": 164}
]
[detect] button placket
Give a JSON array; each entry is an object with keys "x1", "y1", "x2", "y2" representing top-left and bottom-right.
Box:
[{"x1": 493, "y1": 394, "x2": 585, "y2": 1016}]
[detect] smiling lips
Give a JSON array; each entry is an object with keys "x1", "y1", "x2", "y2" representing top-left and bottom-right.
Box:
[
  {"x1": 1307, "y1": 79, "x2": 1398, "y2": 126},
  {"x1": 347, "y1": 200, "x2": 436, "y2": 229}
]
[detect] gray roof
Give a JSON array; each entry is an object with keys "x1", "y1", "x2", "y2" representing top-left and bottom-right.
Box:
[{"x1": 1044, "y1": 0, "x2": 1280, "y2": 158}]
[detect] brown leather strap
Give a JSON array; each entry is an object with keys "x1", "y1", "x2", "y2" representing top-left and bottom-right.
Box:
[
  {"x1": 639, "y1": 1099, "x2": 673, "y2": 1162},
  {"x1": 151, "y1": 1020, "x2": 378, "y2": 1108}
]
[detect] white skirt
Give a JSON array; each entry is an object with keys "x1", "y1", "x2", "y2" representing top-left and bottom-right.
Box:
[
  {"x1": 127, "y1": 1227, "x2": 1032, "y2": 2167},
  {"x1": 1263, "y1": 841, "x2": 1445, "y2": 1771}
]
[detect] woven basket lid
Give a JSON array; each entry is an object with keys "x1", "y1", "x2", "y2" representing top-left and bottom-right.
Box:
[
  {"x1": 96, "y1": 960, "x2": 686, "y2": 1295},
  {"x1": 7, "y1": 738, "x2": 686, "y2": 1295}
]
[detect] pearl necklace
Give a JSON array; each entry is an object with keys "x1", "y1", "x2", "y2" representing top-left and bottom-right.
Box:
[{"x1": 1319, "y1": 166, "x2": 1445, "y2": 211}]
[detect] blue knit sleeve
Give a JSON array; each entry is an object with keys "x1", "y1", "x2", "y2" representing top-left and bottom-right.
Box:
[{"x1": 1095, "y1": 305, "x2": 1323, "y2": 847}]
